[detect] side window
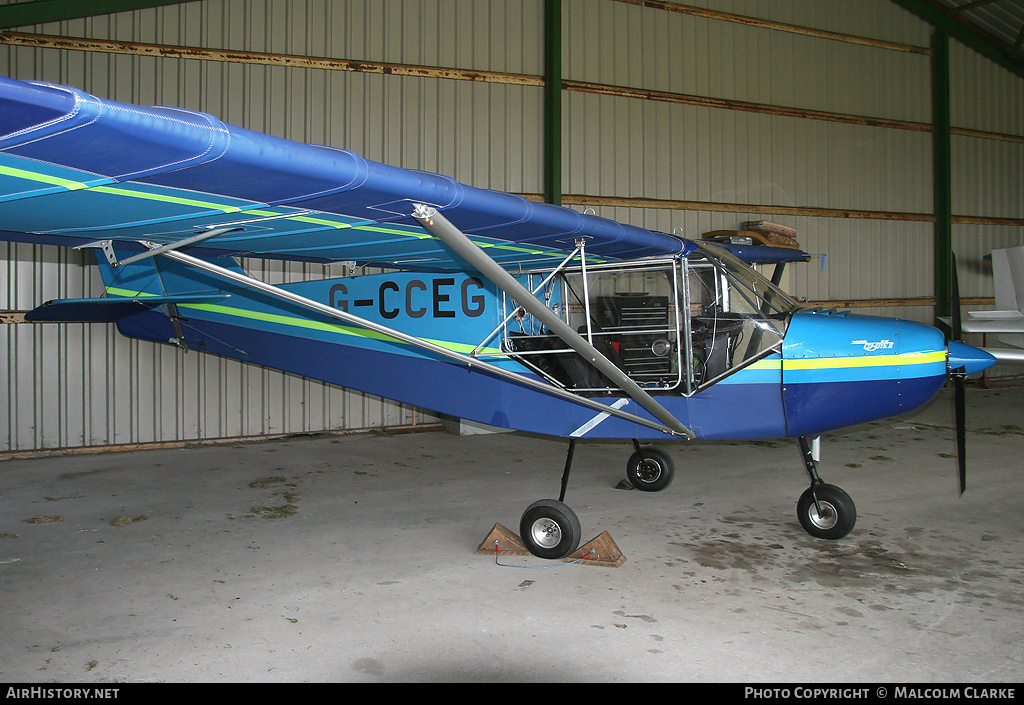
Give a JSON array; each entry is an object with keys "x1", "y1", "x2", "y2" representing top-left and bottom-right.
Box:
[
  {"x1": 500, "y1": 262, "x2": 685, "y2": 392},
  {"x1": 563, "y1": 266, "x2": 682, "y2": 390}
]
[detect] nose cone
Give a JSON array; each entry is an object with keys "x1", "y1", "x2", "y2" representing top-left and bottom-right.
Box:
[{"x1": 948, "y1": 341, "x2": 997, "y2": 376}]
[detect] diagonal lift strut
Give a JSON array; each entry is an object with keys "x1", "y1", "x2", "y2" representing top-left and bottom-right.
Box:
[{"x1": 411, "y1": 204, "x2": 694, "y2": 440}]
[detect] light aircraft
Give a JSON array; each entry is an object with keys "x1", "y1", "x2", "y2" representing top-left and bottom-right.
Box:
[{"x1": 0, "y1": 76, "x2": 998, "y2": 559}]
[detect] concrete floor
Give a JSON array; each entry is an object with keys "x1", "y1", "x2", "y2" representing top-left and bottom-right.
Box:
[{"x1": 1, "y1": 385, "x2": 1022, "y2": 683}]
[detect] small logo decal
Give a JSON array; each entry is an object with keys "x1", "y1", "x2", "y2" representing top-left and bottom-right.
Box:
[{"x1": 852, "y1": 339, "x2": 894, "y2": 352}]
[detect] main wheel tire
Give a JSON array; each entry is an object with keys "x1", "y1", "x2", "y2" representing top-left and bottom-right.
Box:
[
  {"x1": 625, "y1": 446, "x2": 675, "y2": 492},
  {"x1": 519, "y1": 499, "x2": 582, "y2": 560},
  {"x1": 797, "y1": 484, "x2": 856, "y2": 540}
]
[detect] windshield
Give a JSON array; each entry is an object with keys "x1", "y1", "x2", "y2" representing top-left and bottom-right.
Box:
[{"x1": 694, "y1": 241, "x2": 803, "y2": 317}]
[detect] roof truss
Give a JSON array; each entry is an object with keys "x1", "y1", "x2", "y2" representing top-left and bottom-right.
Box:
[{"x1": 0, "y1": 0, "x2": 198, "y2": 29}]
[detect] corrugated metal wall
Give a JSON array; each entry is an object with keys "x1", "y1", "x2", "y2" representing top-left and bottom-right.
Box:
[
  {"x1": 1, "y1": 0, "x2": 1022, "y2": 452},
  {"x1": 951, "y1": 39, "x2": 1024, "y2": 302},
  {"x1": 563, "y1": 0, "x2": 1022, "y2": 324},
  {"x1": 0, "y1": 0, "x2": 546, "y2": 451}
]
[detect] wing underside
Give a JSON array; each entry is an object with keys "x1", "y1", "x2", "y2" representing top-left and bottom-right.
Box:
[{"x1": 0, "y1": 76, "x2": 685, "y2": 270}]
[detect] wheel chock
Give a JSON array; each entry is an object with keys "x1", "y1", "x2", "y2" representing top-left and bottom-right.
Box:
[
  {"x1": 476, "y1": 524, "x2": 626, "y2": 567},
  {"x1": 566, "y1": 531, "x2": 626, "y2": 568},
  {"x1": 476, "y1": 523, "x2": 531, "y2": 556}
]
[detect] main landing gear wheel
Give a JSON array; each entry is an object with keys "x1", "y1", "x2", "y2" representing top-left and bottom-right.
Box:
[
  {"x1": 797, "y1": 483, "x2": 856, "y2": 540},
  {"x1": 625, "y1": 446, "x2": 675, "y2": 492},
  {"x1": 520, "y1": 499, "x2": 582, "y2": 560}
]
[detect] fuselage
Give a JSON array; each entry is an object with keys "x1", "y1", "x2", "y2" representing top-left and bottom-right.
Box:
[{"x1": 98, "y1": 249, "x2": 994, "y2": 442}]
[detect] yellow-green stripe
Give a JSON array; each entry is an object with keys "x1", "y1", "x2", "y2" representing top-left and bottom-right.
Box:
[
  {"x1": 5, "y1": 160, "x2": 609, "y2": 264},
  {"x1": 105, "y1": 286, "x2": 504, "y2": 357},
  {"x1": 783, "y1": 351, "x2": 946, "y2": 370}
]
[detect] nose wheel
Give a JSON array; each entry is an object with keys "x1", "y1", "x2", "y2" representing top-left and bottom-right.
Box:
[
  {"x1": 796, "y1": 437, "x2": 856, "y2": 539},
  {"x1": 797, "y1": 483, "x2": 856, "y2": 539}
]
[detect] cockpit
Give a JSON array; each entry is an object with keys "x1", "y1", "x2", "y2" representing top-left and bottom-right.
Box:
[{"x1": 500, "y1": 241, "x2": 803, "y2": 396}]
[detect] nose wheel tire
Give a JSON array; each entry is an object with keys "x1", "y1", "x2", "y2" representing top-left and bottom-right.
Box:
[
  {"x1": 625, "y1": 446, "x2": 675, "y2": 492},
  {"x1": 797, "y1": 484, "x2": 856, "y2": 540},
  {"x1": 520, "y1": 499, "x2": 582, "y2": 560}
]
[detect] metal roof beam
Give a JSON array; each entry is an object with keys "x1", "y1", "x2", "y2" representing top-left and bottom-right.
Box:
[
  {"x1": 0, "y1": 0, "x2": 198, "y2": 29},
  {"x1": 891, "y1": 0, "x2": 1024, "y2": 78},
  {"x1": 932, "y1": 30, "x2": 954, "y2": 330},
  {"x1": 949, "y1": 0, "x2": 1004, "y2": 12},
  {"x1": 543, "y1": 0, "x2": 562, "y2": 207}
]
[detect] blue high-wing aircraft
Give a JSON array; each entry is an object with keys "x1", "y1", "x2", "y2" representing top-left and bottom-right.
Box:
[{"x1": 0, "y1": 76, "x2": 997, "y2": 559}]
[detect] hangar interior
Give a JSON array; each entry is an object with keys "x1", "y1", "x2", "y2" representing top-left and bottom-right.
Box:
[
  {"x1": 1, "y1": 0, "x2": 1022, "y2": 454},
  {"x1": 1, "y1": 0, "x2": 1024, "y2": 685}
]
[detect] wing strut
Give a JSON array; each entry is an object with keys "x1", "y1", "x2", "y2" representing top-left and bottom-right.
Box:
[
  {"x1": 150, "y1": 246, "x2": 684, "y2": 436},
  {"x1": 411, "y1": 205, "x2": 694, "y2": 440}
]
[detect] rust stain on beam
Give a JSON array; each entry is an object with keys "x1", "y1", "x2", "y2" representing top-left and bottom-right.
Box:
[
  {"x1": 951, "y1": 214, "x2": 1024, "y2": 226},
  {"x1": 559, "y1": 194, "x2": 1024, "y2": 227},
  {"x1": 562, "y1": 194, "x2": 935, "y2": 222},
  {"x1": 805, "y1": 297, "x2": 993, "y2": 309},
  {"x1": 563, "y1": 80, "x2": 1024, "y2": 144},
  {"x1": 0, "y1": 31, "x2": 545, "y2": 86},
  {"x1": 611, "y1": 0, "x2": 933, "y2": 55},
  {"x1": 0, "y1": 311, "x2": 28, "y2": 324}
]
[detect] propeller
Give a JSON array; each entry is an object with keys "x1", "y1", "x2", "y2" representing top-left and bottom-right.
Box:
[
  {"x1": 942, "y1": 254, "x2": 997, "y2": 494},
  {"x1": 950, "y1": 253, "x2": 967, "y2": 494}
]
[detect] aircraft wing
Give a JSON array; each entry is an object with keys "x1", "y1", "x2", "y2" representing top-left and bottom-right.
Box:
[
  {"x1": 0, "y1": 76, "x2": 686, "y2": 270},
  {"x1": 958, "y1": 312, "x2": 1024, "y2": 361},
  {"x1": 966, "y1": 247, "x2": 1024, "y2": 352},
  {"x1": 960, "y1": 310, "x2": 1024, "y2": 335},
  {"x1": 944, "y1": 246, "x2": 1024, "y2": 363}
]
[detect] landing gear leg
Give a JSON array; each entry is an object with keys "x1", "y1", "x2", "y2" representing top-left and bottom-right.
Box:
[
  {"x1": 796, "y1": 436, "x2": 856, "y2": 540},
  {"x1": 558, "y1": 438, "x2": 576, "y2": 502},
  {"x1": 519, "y1": 439, "x2": 582, "y2": 559}
]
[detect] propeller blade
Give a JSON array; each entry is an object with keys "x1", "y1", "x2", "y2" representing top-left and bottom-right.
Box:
[
  {"x1": 953, "y1": 372, "x2": 966, "y2": 495},
  {"x1": 949, "y1": 252, "x2": 969, "y2": 494}
]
